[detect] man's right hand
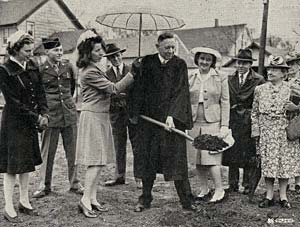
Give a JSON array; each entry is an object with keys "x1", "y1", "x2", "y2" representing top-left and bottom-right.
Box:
[{"x1": 38, "y1": 115, "x2": 49, "y2": 129}]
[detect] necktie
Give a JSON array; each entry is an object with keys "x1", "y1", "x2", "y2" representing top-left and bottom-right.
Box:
[
  {"x1": 116, "y1": 66, "x2": 121, "y2": 80},
  {"x1": 53, "y1": 64, "x2": 59, "y2": 73},
  {"x1": 240, "y1": 74, "x2": 245, "y2": 87}
]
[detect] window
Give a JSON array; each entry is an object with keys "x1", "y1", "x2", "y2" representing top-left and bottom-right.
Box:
[
  {"x1": 26, "y1": 21, "x2": 35, "y2": 38},
  {"x1": 3, "y1": 28, "x2": 9, "y2": 44}
]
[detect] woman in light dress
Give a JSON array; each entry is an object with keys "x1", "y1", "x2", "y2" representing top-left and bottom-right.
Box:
[
  {"x1": 188, "y1": 47, "x2": 229, "y2": 203},
  {"x1": 75, "y1": 30, "x2": 134, "y2": 218},
  {"x1": 251, "y1": 55, "x2": 300, "y2": 209}
]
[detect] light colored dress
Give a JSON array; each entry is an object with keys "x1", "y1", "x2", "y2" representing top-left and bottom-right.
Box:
[
  {"x1": 76, "y1": 63, "x2": 133, "y2": 166},
  {"x1": 187, "y1": 68, "x2": 229, "y2": 165},
  {"x1": 251, "y1": 81, "x2": 300, "y2": 178}
]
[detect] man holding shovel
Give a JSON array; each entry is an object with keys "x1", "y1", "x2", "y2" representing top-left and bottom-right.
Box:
[{"x1": 130, "y1": 32, "x2": 196, "y2": 212}]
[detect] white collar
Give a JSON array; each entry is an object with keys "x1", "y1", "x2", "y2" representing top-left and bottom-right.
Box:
[
  {"x1": 112, "y1": 63, "x2": 124, "y2": 75},
  {"x1": 197, "y1": 68, "x2": 217, "y2": 81},
  {"x1": 239, "y1": 70, "x2": 250, "y2": 78},
  {"x1": 158, "y1": 54, "x2": 169, "y2": 64},
  {"x1": 10, "y1": 56, "x2": 26, "y2": 70}
]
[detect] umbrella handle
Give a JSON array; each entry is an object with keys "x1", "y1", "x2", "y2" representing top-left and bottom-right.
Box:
[{"x1": 140, "y1": 115, "x2": 194, "y2": 142}]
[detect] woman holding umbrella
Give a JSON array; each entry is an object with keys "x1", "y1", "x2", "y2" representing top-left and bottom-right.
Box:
[
  {"x1": 188, "y1": 47, "x2": 229, "y2": 203},
  {"x1": 75, "y1": 30, "x2": 134, "y2": 218}
]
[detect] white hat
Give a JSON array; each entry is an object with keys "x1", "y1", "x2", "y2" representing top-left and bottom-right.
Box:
[
  {"x1": 191, "y1": 47, "x2": 222, "y2": 61},
  {"x1": 7, "y1": 30, "x2": 33, "y2": 48},
  {"x1": 76, "y1": 30, "x2": 98, "y2": 48}
]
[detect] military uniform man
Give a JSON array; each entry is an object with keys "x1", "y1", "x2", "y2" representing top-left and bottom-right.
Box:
[{"x1": 33, "y1": 38, "x2": 83, "y2": 198}]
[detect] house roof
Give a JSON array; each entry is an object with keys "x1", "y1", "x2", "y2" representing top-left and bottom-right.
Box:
[
  {"x1": 34, "y1": 30, "x2": 195, "y2": 67},
  {"x1": 173, "y1": 24, "x2": 247, "y2": 55},
  {"x1": 223, "y1": 41, "x2": 289, "y2": 67},
  {"x1": 0, "y1": 0, "x2": 84, "y2": 29}
]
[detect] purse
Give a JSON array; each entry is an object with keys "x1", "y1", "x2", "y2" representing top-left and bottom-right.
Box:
[
  {"x1": 286, "y1": 114, "x2": 300, "y2": 141},
  {"x1": 286, "y1": 93, "x2": 300, "y2": 141}
]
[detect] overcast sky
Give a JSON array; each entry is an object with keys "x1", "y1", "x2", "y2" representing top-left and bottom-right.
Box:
[{"x1": 66, "y1": 0, "x2": 300, "y2": 43}]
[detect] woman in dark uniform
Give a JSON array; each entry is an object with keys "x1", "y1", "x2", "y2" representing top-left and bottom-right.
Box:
[{"x1": 0, "y1": 31, "x2": 49, "y2": 222}]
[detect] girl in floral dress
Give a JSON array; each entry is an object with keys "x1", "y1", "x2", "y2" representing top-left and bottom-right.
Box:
[{"x1": 251, "y1": 56, "x2": 300, "y2": 209}]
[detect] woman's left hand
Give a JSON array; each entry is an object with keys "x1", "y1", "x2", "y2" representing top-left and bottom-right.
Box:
[
  {"x1": 284, "y1": 101, "x2": 299, "y2": 111},
  {"x1": 219, "y1": 126, "x2": 229, "y2": 138}
]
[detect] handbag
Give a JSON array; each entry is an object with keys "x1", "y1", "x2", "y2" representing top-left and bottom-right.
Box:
[{"x1": 286, "y1": 114, "x2": 300, "y2": 141}]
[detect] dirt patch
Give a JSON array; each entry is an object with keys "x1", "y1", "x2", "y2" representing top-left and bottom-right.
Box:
[{"x1": 0, "y1": 140, "x2": 300, "y2": 227}]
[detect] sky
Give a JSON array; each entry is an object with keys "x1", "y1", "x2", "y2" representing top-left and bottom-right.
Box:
[{"x1": 65, "y1": 0, "x2": 300, "y2": 44}]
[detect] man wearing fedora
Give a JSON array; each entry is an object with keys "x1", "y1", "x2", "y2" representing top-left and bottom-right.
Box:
[
  {"x1": 104, "y1": 43, "x2": 141, "y2": 187},
  {"x1": 223, "y1": 48, "x2": 265, "y2": 197},
  {"x1": 33, "y1": 38, "x2": 83, "y2": 198}
]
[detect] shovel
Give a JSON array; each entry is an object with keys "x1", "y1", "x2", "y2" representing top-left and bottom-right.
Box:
[
  {"x1": 140, "y1": 115, "x2": 194, "y2": 141},
  {"x1": 140, "y1": 115, "x2": 235, "y2": 154}
]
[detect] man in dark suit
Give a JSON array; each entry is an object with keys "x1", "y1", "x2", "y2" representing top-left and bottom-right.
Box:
[
  {"x1": 33, "y1": 38, "x2": 83, "y2": 198},
  {"x1": 130, "y1": 32, "x2": 195, "y2": 212},
  {"x1": 104, "y1": 43, "x2": 141, "y2": 187},
  {"x1": 223, "y1": 48, "x2": 265, "y2": 198}
]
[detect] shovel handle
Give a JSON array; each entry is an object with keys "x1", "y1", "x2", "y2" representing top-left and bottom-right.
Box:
[{"x1": 140, "y1": 115, "x2": 194, "y2": 142}]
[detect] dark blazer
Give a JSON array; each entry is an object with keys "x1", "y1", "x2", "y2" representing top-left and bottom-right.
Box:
[
  {"x1": 223, "y1": 69, "x2": 265, "y2": 167},
  {"x1": 40, "y1": 60, "x2": 77, "y2": 127},
  {"x1": 106, "y1": 64, "x2": 131, "y2": 113}
]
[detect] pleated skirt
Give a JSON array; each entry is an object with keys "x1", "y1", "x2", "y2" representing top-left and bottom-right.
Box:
[{"x1": 76, "y1": 111, "x2": 115, "y2": 166}]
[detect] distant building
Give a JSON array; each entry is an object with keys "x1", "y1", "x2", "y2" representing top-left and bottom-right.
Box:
[{"x1": 0, "y1": 0, "x2": 84, "y2": 62}]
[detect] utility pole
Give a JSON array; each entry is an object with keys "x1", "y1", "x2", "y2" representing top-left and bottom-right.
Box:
[{"x1": 258, "y1": 0, "x2": 269, "y2": 75}]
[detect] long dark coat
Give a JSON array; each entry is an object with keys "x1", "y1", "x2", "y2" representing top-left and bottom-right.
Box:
[
  {"x1": 222, "y1": 69, "x2": 264, "y2": 167},
  {"x1": 0, "y1": 59, "x2": 48, "y2": 174},
  {"x1": 131, "y1": 54, "x2": 193, "y2": 181}
]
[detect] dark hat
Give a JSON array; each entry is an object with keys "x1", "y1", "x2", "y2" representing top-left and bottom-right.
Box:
[
  {"x1": 265, "y1": 55, "x2": 290, "y2": 69},
  {"x1": 105, "y1": 43, "x2": 126, "y2": 57},
  {"x1": 232, "y1": 48, "x2": 256, "y2": 62},
  {"x1": 42, "y1": 37, "x2": 61, "y2": 50}
]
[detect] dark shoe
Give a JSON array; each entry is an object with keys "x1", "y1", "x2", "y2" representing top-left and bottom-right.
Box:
[
  {"x1": 70, "y1": 185, "x2": 84, "y2": 195},
  {"x1": 134, "y1": 203, "x2": 150, "y2": 212},
  {"x1": 3, "y1": 210, "x2": 22, "y2": 223},
  {"x1": 225, "y1": 186, "x2": 238, "y2": 193},
  {"x1": 243, "y1": 188, "x2": 251, "y2": 195},
  {"x1": 295, "y1": 185, "x2": 300, "y2": 194},
  {"x1": 104, "y1": 178, "x2": 125, "y2": 186},
  {"x1": 195, "y1": 190, "x2": 211, "y2": 203},
  {"x1": 78, "y1": 201, "x2": 98, "y2": 218},
  {"x1": 279, "y1": 200, "x2": 291, "y2": 209},
  {"x1": 91, "y1": 204, "x2": 108, "y2": 212},
  {"x1": 32, "y1": 188, "x2": 51, "y2": 198},
  {"x1": 18, "y1": 203, "x2": 39, "y2": 216},
  {"x1": 182, "y1": 204, "x2": 197, "y2": 212},
  {"x1": 259, "y1": 198, "x2": 275, "y2": 208},
  {"x1": 135, "y1": 179, "x2": 142, "y2": 189}
]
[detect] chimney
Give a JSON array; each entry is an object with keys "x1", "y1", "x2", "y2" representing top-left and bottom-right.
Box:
[{"x1": 214, "y1": 19, "x2": 219, "y2": 27}]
